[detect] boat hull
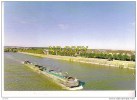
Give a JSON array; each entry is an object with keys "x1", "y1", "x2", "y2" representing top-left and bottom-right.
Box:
[{"x1": 23, "y1": 63, "x2": 83, "y2": 90}]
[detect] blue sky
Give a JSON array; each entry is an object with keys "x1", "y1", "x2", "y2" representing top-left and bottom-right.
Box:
[{"x1": 4, "y1": 2, "x2": 135, "y2": 50}]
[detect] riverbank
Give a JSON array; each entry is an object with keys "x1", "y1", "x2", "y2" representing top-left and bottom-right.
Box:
[{"x1": 19, "y1": 52, "x2": 135, "y2": 70}]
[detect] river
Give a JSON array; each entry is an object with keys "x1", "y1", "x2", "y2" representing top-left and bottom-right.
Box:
[{"x1": 4, "y1": 52, "x2": 135, "y2": 91}]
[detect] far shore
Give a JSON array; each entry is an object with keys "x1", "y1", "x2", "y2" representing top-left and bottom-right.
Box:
[{"x1": 19, "y1": 52, "x2": 135, "y2": 70}]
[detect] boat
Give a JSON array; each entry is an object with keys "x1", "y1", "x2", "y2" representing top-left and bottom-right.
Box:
[{"x1": 22, "y1": 60, "x2": 84, "y2": 90}]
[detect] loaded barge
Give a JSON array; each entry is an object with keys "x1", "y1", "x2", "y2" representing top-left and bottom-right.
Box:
[{"x1": 22, "y1": 61, "x2": 83, "y2": 90}]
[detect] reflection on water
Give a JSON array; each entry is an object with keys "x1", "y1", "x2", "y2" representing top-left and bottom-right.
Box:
[{"x1": 4, "y1": 53, "x2": 135, "y2": 91}]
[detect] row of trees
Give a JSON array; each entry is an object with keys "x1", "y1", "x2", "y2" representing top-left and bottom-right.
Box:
[
  {"x1": 48, "y1": 46, "x2": 88, "y2": 56},
  {"x1": 80, "y1": 53, "x2": 135, "y2": 61},
  {"x1": 47, "y1": 46, "x2": 135, "y2": 61},
  {"x1": 4, "y1": 48, "x2": 44, "y2": 54},
  {"x1": 4, "y1": 48, "x2": 18, "y2": 52},
  {"x1": 4, "y1": 46, "x2": 135, "y2": 61}
]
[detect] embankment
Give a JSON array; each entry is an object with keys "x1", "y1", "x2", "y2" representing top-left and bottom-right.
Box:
[{"x1": 19, "y1": 52, "x2": 135, "y2": 70}]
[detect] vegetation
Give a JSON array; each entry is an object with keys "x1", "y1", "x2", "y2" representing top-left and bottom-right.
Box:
[
  {"x1": 4, "y1": 46, "x2": 135, "y2": 61},
  {"x1": 48, "y1": 46, "x2": 88, "y2": 56},
  {"x1": 18, "y1": 48, "x2": 44, "y2": 54},
  {"x1": 80, "y1": 52, "x2": 135, "y2": 61},
  {"x1": 4, "y1": 48, "x2": 18, "y2": 52}
]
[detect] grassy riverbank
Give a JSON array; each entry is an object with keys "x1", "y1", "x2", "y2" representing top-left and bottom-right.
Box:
[{"x1": 19, "y1": 52, "x2": 135, "y2": 70}]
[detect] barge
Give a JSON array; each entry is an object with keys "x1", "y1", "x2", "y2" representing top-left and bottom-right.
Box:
[{"x1": 22, "y1": 61, "x2": 83, "y2": 90}]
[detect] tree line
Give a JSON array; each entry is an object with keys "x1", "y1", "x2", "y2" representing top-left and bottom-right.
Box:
[
  {"x1": 4, "y1": 46, "x2": 135, "y2": 61},
  {"x1": 48, "y1": 46, "x2": 88, "y2": 56},
  {"x1": 4, "y1": 48, "x2": 18, "y2": 52},
  {"x1": 80, "y1": 52, "x2": 135, "y2": 61}
]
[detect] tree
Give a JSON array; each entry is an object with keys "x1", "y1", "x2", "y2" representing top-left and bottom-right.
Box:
[
  {"x1": 122, "y1": 54, "x2": 130, "y2": 61},
  {"x1": 107, "y1": 54, "x2": 113, "y2": 61},
  {"x1": 131, "y1": 54, "x2": 135, "y2": 61}
]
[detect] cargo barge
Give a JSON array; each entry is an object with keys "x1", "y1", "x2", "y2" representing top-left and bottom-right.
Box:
[{"x1": 22, "y1": 61, "x2": 83, "y2": 90}]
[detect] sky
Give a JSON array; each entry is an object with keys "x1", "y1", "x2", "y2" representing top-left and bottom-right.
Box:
[{"x1": 4, "y1": 1, "x2": 135, "y2": 50}]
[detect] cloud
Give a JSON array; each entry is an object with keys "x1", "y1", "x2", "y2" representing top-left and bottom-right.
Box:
[{"x1": 58, "y1": 24, "x2": 68, "y2": 30}]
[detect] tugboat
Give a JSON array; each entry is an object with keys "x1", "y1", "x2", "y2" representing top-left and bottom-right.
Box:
[{"x1": 22, "y1": 60, "x2": 83, "y2": 90}]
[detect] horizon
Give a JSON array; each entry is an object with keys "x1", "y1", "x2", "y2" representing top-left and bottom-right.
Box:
[
  {"x1": 4, "y1": 1, "x2": 135, "y2": 50},
  {"x1": 4, "y1": 45, "x2": 135, "y2": 51}
]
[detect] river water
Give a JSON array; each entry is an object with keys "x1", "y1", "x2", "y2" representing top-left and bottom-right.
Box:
[{"x1": 4, "y1": 52, "x2": 135, "y2": 91}]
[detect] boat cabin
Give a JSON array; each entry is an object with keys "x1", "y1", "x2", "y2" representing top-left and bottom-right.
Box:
[
  {"x1": 66, "y1": 77, "x2": 79, "y2": 88},
  {"x1": 24, "y1": 61, "x2": 31, "y2": 64}
]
